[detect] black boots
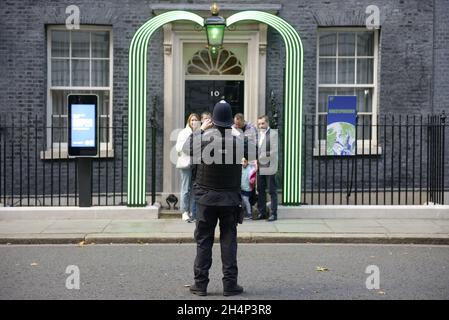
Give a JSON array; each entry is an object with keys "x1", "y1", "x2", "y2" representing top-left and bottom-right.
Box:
[
  {"x1": 190, "y1": 283, "x2": 244, "y2": 296},
  {"x1": 189, "y1": 283, "x2": 207, "y2": 296},
  {"x1": 223, "y1": 284, "x2": 244, "y2": 296}
]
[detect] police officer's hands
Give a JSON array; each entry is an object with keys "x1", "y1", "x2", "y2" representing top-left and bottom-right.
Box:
[{"x1": 200, "y1": 118, "x2": 213, "y2": 131}]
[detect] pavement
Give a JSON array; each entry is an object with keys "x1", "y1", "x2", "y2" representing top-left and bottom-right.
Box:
[{"x1": 0, "y1": 206, "x2": 449, "y2": 244}]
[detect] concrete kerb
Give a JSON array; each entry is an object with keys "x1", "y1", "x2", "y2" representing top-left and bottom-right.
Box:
[
  {"x1": 84, "y1": 233, "x2": 194, "y2": 244},
  {"x1": 0, "y1": 233, "x2": 86, "y2": 245},
  {"x1": 1, "y1": 233, "x2": 449, "y2": 245}
]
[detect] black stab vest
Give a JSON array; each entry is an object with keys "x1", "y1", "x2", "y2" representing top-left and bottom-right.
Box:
[
  {"x1": 195, "y1": 133, "x2": 242, "y2": 191},
  {"x1": 196, "y1": 163, "x2": 242, "y2": 191}
]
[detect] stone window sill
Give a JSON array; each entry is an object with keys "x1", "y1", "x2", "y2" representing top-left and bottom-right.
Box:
[
  {"x1": 313, "y1": 143, "x2": 382, "y2": 157},
  {"x1": 40, "y1": 149, "x2": 115, "y2": 160}
]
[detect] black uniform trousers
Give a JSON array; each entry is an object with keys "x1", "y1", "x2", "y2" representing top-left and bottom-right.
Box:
[{"x1": 194, "y1": 203, "x2": 239, "y2": 289}]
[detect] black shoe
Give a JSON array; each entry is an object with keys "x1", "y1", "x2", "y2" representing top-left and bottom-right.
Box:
[
  {"x1": 189, "y1": 283, "x2": 207, "y2": 296},
  {"x1": 267, "y1": 215, "x2": 277, "y2": 221},
  {"x1": 223, "y1": 284, "x2": 244, "y2": 296}
]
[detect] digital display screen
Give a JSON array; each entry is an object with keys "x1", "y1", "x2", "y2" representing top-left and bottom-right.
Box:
[{"x1": 70, "y1": 104, "x2": 96, "y2": 148}]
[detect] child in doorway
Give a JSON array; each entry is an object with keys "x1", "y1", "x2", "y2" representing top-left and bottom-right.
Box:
[{"x1": 241, "y1": 157, "x2": 257, "y2": 219}]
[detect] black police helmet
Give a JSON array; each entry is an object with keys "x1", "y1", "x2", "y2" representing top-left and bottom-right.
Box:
[{"x1": 212, "y1": 100, "x2": 234, "y2": 128}]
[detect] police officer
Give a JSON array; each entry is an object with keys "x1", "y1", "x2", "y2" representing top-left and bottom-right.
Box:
[{"x1": 183, "y1": 100, "x2": 256, "y2": 296}]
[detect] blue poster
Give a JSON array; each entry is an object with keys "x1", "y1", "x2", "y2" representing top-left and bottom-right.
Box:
[
  {"x1": 327, "y1": 96, "x2": 357, "y2": 156},
  {"x1": 71, "y1": 104, "x2": 96, "y2": 147}
]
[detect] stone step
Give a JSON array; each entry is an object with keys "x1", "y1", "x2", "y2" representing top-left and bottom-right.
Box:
[{"x1": 159, "y1": 210, "x2": 182, "y2": 219}]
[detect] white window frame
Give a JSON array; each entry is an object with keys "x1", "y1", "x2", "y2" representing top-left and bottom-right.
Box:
[
  {"x1": 185, "y1": 48, "x2": 245, "y2": 80},
  {"x1": 315, "y1": 28, "x2": 381, "y2": 156},
  {"x1": 44, "y1": 25, "x2": 114, "y2": 159}
]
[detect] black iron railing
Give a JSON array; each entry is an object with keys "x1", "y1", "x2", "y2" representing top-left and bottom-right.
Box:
[
  {"x1": 300, "y1": 113, "x2": 447, "y2": 205},
  {"x1": 0, "y1": 112, "x2": 447, "y2": 207},
  {"x1": 0, "y1": 113, "x2": 133, "y2": 207}
]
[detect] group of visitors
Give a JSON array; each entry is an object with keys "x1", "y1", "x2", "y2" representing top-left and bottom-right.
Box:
[{"x1": 176, "y1": 109, "x2": 278, "y2": 223}]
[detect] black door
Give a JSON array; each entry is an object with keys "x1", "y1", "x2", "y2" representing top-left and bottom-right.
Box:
[{"x1": 184, "y1": 80, "x2": 244, "y2": 124}]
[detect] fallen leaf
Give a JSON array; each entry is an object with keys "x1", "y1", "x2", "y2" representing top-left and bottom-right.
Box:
[
  {"x1": 78, "y1": 240, "x2": 85, "y2": 247},
  {"x1": 316, "y1": 266, "x2": 329, "y2": 272},
  {"x1": 30, "y1": 262, "x2": 38, "y2": 266}
]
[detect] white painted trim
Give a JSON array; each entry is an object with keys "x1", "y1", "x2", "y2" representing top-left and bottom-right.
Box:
[
  {"x1": 46, "y1": 27, "x2": 52, "y2": 149},
  {"x1": 46, "y1": 26, "x2": 113, "y2": 157},
  {"x1": 51, "y1": 57, "x2": 110, "y2": 60},
  {"x1": 372, "y1": 30, "x2": 379, "y2": 145},
  {"x1": 318, "y1": 84, "x2": 375, "y2": 88},
  {"x1": 49, "y1": 86, "x2": 111, "y2": 90},
  {"x1": 316, "y1": 28, "x2": 380, "y2": 151},
  {"x1": 150, "y1": 3, "x2": 281, "y2": 16},
  {"x1": 47, "y1": 25, "x2": 112, "y2": 32},
  {"x1": 108, "y1": 27, "x2": 114, "y2": 149},
  {"x1": 317, "y1": 27, "x2": 379, "y2": 33},
  {"x1": 162, "y1": 23, "x2": 175, "y2": 195},
  {"x1": 40, "y1": 148, "x2": 114, "y2": 160},
  {"x1": 184, "y1": 75, "x2": 245, "y2": 81},
  {"x1": 258, "y1": 24, "x2": 267, "y2": 118}
]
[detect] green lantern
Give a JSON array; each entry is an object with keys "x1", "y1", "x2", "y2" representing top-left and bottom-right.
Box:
[{"x1": 205, "y1": 3, "x2": 225, "y2": 54}]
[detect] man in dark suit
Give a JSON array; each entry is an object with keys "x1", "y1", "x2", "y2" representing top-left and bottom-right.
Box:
[{"x1": 256, "y1": 115, "x2": 279, "y2": 222}]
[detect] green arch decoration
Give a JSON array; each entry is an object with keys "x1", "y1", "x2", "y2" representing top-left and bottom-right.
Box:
[
  {"x1": 127, "y1": 11, "x2": 204, "y2": 206},
  {"x1": 127, "y1": 10, "x2": 303, "y2": 206},
  {"x1": 227, "y1": 11, "x2": 304, "y2": 205}
]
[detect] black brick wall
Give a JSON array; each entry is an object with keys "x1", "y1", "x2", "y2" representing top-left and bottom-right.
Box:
[{"x1": 0, "y1": 0, "x2": 448, "y2": 204}]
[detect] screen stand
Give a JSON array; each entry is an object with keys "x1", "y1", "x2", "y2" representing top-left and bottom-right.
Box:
[{"x1": 78, "y1": 158, "x2": 92, "y2": 207}]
